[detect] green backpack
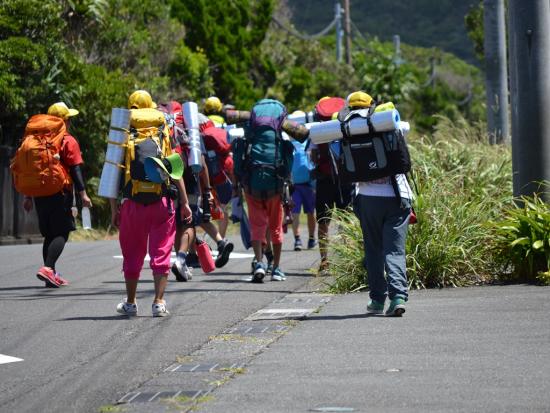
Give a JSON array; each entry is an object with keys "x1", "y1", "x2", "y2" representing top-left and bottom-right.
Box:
[{"x1": 232, "y1": 99, "x2": 294, "y2": 199}]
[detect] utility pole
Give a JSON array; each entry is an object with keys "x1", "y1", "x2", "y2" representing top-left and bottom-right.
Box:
[
  {"x1": 393, "y1": 34, "x2": 404, "y2": 66},
  {"x1": 335, "y1": 2, "x2": 343, "y2": 63},
  {"x1": 343, "y1": 0, "x2": 352, "y2": 65},
  {"x1": 483, "y1": 0, "x2": 509, "y2": 145},
  {"x1": 508, "y1": 0, "x2": 550, "y2": 199}
]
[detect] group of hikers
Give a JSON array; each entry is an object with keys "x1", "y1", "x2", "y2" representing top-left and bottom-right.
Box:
[{"x1": 11, "y1": 89, "x2": 413, "y2": 318}]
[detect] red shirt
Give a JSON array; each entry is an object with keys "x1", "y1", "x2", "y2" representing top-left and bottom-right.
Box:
[{"x1": 60, "y1": 133, "x2": 83, "y2": 167}]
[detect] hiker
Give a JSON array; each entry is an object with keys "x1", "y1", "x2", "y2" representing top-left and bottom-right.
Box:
[
  {"x1": 109, "y1": 90, "x2": 192, "y2": 317},
  {"x1": 343, "y1": 91, "x2": 413, "y2": 316},
  {"x1": 309, "y1": 96, "x2": 351, "y2": 274},
  {"x1": 232, "y1": 98, "x2": 308, "y2": 283},
  {"x1": 203, "y1": 96, "x2": 225, "y2": 127},
  {"x1": 12, "y1": 102, "x2": 92, "y2": 288},
  {"x1": 170, "y1": 108, "x2": 233, "y2": 280},
  {"x1": 289, "y1": 124, "x2": 317, "y2": 251}
]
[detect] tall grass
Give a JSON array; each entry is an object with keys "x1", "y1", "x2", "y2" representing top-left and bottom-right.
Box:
[{"x1": 327, "y1": 116, "x2": 513, "y2": 293}]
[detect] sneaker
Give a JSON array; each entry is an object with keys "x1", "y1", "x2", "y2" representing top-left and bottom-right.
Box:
[
  {"x1": 318, "y1": 259, "x2": 330, "y2": 276},
  {"x1": 172, "y1": 253, "x2": 192, "y2": 282},
  {"x1": 215, "y1": 239, "x2": 234, "y2": 268},
  {"x1": 116, "y1": 300, "x2": 138, "y2": 316},
  {"x1": 152, "y1": 301, "x2": 170, "y2": 317},
  {"x1": 385, "y1": 298, "x2": 406, "y2": 317},
  {"x1": 54, "y1": 272, "x2": 69, "y2": 286},
  {"x1": 366, "y1": 299, "x2": 385, "y2": 315},
  {"x1": 294, "y1": 238, "x2": 303, "y2": 251},
  {"x1": 252, "y1": 262, "x2": 266, "y2": 283},
  {"x1": 36, "y1": 266, "x2": 60, "y2": 288},
  {"x1": 185, "y1": 253, "x2": 201, "y2": 268},
  {"x1": 271, "y1": 267, "x2": 286, "y2": 281},
  {"x1": 307, "y1": 238, "x2": 317, "y2": 249}
]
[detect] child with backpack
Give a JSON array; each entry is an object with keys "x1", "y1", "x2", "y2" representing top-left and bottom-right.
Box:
[
  {"x1": 108, "y1": 90, "x2": 192, "y2": 317},
  {"x1": 232, "y1": 99, "x2": 308, "y2": 283},
  {"x1": 290, "y1": 133, "x2": 317, "y2": 251},
  {"x1": 11, "y1": 102, "x2": 93, "y2": 288}
]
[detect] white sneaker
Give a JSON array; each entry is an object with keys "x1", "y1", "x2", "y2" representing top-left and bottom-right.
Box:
[
  {"x1": 116, "y1": 300, "x2": 138, "y2": 316},
  {"x1": 172, "y1": 255, "x2": 192, "y2": 282},
  {"x1": 152, "y1": 301, "x2": 170, "y2": 317}
]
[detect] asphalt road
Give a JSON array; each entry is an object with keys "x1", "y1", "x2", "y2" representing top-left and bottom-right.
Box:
[{"x1": 0, "y1": 236, "x2": 321, "y2": 413}]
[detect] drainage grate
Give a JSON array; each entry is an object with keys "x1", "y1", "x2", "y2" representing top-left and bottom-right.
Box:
[
  {"x1": 222, "y1": 324, "x2": 290, "y2": 334},
  {"x1": 246, "y1": 308, "x2": 315, "y2": 320},
  {"x1": 164, "y1": 362, "x2": 246, "y2": 373},
  {"x1": 118, "y1": 389, "x2": 210, "y2": 404}
]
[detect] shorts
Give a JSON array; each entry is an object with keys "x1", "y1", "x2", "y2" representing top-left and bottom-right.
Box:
[
  {"x1": 34, "y1": 191, "x2": 76, "y2": 238},
  {"x1": 315, "y1": 175, "x2": 353, "y2": 223},
  {"x1": 214, "y1": 179, "x2": 232, "y2": 205},
  {"x1": 245, "y1": 193, "x2": 284, "y2": 245},
  {"x1": 176, "y1": 197, "x2": 202, "y2": 227},
  {"x1": 291, "y1": 183, "x2": 315, "y2": 214}
]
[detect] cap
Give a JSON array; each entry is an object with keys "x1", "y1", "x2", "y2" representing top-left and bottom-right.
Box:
[
  {"x1": 204, "y1": 96, "x2": 222, "y2": 114},
  {"x1": 346, "y1": 91, "x2": 373, "y2": 109},
  {"x1": 128, "y1": 90, "x2": 156, "y2": 109},
  {"x1": 144, "y1": 153, "x2": 184, "y2": 183},
  {"x1": 47, "y1": 102, "x2": 79, "y2": 119}
]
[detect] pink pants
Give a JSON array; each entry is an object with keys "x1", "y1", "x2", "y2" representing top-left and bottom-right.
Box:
[
  {"x1": 119, "y1": 198, "x2": 175, "y2": 280},
  {"x1": 245, "y1": 193, "x2": 283, "y2": 245}
]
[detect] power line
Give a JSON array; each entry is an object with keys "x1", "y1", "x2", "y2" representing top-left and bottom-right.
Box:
[{"x1": 271, "y1": 14, "x2": 337, "y2": 41}]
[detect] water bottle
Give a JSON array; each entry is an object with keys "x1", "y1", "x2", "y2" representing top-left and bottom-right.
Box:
[{"x1": 81, "y1": 207, "x2": 92, "y2": 230}]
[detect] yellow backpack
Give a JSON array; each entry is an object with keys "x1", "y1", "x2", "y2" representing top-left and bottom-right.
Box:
[{"x1": 123, "y1": 108, "x2": 172, "y2": 204}]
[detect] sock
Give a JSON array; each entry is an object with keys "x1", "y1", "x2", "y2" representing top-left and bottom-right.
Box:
[{"x1": 177, "y1": 251, "x2": 187, "y2": 259}]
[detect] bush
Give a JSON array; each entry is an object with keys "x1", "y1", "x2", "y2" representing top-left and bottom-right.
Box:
[
  {"x1": 491, "y1": 192, "x2": 550, "y2": 285},
  {"x1": 327, "y1": 116, "x2": 512, "y2": 293}
]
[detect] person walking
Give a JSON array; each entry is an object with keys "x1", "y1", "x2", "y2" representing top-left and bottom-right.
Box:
[
  {"x1": 12, "y1": 102, "x2": 92, "y2": 287},
  {"x1": 343, "y1": 91, "x2": 413, "y2": 316},
  {"x1": 109, "y1": 90, "x2": 192, "y2": 317},
  {"x1": 290, "y1": 135, "x2": 316, "y2": 251}
]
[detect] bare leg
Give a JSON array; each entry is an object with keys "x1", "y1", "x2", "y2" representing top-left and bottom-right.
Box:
[
  {"x1": 125, "y1": 279, "x2": 139, "y2": 304},
  {"x1": 318, "y1": 220, "x2": 329, "y2": 261},
  {"x1": 307, "y1": 212, "x2": 316, "y2": 240},
  {"x1": 153, "y1": 274, "x2": 168, "y2": 304},
  {"x1": 292, "y1": 213, "x2": 301, "y2": 238},
  {"x1": 252, "y1": 240, "x2": 263, "y2": 262},
  {"x1": 272, "y1": 243, "x2": 282, "y2": 268}
]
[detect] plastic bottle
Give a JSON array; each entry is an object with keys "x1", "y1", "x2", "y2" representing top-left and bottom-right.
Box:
[{"x1": 81, "y1": 207, "x2": 92, "y2": 230}]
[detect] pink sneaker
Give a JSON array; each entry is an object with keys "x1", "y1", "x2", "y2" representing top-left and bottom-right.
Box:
[
  {"x1": 54, "y1": 272, "x2": 69, "y2": 286},
  {"x1": 37, "y1": 266, "x2": 60, "y2": 288}
]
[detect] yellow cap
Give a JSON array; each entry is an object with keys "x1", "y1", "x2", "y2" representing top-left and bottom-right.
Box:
[
  {"x1": 346, "y1": 91, "x2": 373, "y2": 109},
  {"x1": 128, "y1": 90, "x2": 156, "y2": 109},
  {"x1": 204, "y1": 96, "x2": 222, "y2": 114},
  {"x1": 47, "y1": 102, "x2": 79, "y2": 119}
]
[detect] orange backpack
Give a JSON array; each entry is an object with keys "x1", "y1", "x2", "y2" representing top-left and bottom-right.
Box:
[{"x1": 10, "y1": 114, "x2": 71, "y2": 197}]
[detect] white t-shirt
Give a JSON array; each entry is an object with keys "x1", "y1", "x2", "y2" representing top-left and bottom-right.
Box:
[{"x1": 356, "y1": 174, "x2": 413, "y2": 200}]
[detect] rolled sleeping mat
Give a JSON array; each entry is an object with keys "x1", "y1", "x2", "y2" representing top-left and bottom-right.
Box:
[
  {"x1": 225, "y1": 109, "x2": 250, "y2": 125},
  {"x1": 227, "y1": 127, "x2": 245, "y2": 143},
  {"x1": 98, "y1": 108, "x2": 130, "y2": 198},
  {"x1": 286, "y1": 111, "x2": 316, "y2": 125},
  {"x1": 307, "y1": 109, "x2": 401, "y2": 145},
  {"x1": 182, "y1": 101, "x2": 203, "y2": 174},
  {"x1": 282, "y1": 118, "x2": 310, "y2": 142}
]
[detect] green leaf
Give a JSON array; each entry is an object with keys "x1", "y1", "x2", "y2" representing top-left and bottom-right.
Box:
[{"x1": 532, "y1": 240, "x2": 544, "y2": 250}]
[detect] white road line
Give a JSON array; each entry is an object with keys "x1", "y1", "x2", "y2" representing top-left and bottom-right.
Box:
[
  {"x1": 113, "y1": 252, "x2": 254, "y2": 260},
  {"x1": 0, "y1": 354, "x2": 23, "y2": 365}
]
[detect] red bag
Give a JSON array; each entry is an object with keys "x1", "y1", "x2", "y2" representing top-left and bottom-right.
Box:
[
  {"x1": 196, "y1": 240, "x2": 215, "y2": 273},
  {"x1": 210, "y1": 189, "x2": 225, "y2": 221}
]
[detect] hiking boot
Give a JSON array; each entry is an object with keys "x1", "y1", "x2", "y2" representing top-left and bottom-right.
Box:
[
  {"x1": 264, "y1": 249, "x2": 274, "y2": 265},
  {"x1": 252, "y1": 262, "x2": 266, "y2": 283},
  {"x1": 366, "y1": 299, "x2": 385, "y2": 315},
  {"x1": 294, "y1": 237, "x2": 303, "y2": 251},
  {"x1": 250, "y1": 258, "x2": 257, "y2": 275},
  {"x1": 271, "y1": 267, "x2": 286, "y2": 281},
  {"x1": 37, "y1": 266, "x2": 60, "y2": 288},
  {"x1": 54, "y1": 272, "x2": 69, "y2": 286},
  {"x1": 185, "y1": 253, "x2": 201, "y2": 268},
  {"x1": 307, "y1": 238, "x2": 317, "y2": 249},
  {"x1": 116, "y1": 300, "x2": 138, "y2": 316},
  {"x1": 385, "y1": 298, "x2": 406, "y2": 317},
  {"x1": 267, "y1": 263, "x2": 273, "y2": 275},
  {"x1": 172, "y1": 253, "x2": 192, "y2": 282},
  {"x1": 152, "y1": 301, "x2": 170, "y2": 317},
  {"x1": 215, "y1": 239, "x2": 234, "y2": 268}
]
